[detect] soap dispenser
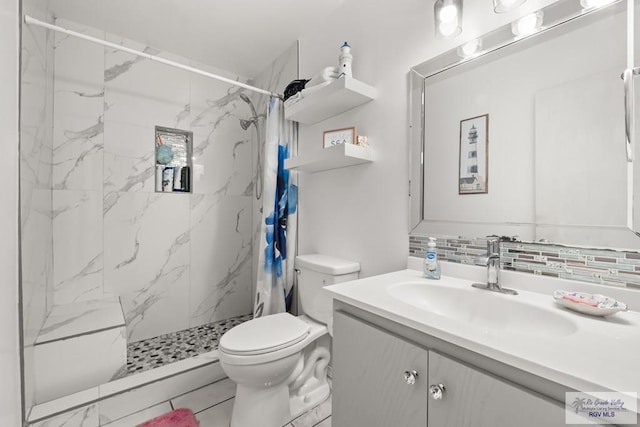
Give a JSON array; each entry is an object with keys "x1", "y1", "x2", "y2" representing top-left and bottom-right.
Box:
[{"x1": 424, "y1": 237, "x2": 441, "y2": 280}]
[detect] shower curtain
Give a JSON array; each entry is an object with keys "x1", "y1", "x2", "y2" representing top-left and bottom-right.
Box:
[{"x1": 254, "y1": 96, "x2": 298, "y2": 317}]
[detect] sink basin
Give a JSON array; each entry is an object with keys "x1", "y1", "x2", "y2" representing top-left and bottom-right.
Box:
[{"x1": 388, "y1": 281, "x2": 577, "y2": 337}]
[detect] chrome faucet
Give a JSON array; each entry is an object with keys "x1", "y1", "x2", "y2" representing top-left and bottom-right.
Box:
[{"x1": 472, "y1": 236, "x2": 518, "y2": 295}]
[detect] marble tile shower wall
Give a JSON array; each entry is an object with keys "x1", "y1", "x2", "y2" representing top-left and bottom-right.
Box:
[
  {"x1": 20, "y1": 2, "x2": 55, "y2": 413},
  {"x1": 51, "y1": 18, "x2": 258, "y2": 342},
  {"x1": 410, "y1": 235, "x2": 640, "y2": 289}
]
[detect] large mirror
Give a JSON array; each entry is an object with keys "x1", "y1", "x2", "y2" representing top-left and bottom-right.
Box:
[{"x1": 410, "y1": 0, "x2": 640, "y2": 250}]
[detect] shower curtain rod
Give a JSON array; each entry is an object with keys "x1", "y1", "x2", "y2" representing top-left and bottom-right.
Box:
[{"x1": 23, "y1": 15, "x2": 283, "y2": 99}]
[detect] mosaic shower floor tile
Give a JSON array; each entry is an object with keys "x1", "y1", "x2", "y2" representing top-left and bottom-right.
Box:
[{"x1": 120, "y1": 314, "x2": 252, "y2": 377}]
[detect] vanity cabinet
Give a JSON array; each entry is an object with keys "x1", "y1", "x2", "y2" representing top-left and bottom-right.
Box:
[
  {"x1": 332, "y1": 311, "x2": 567, "y2": 427},
  {"x1": 333, "y1": 310, "x2": 428, "y2": 427},
  {"x1": 428, "y1": 351, "x2": 565, "y2": 426}
]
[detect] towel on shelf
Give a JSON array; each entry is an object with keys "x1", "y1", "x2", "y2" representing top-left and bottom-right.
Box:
[
  {"x1": 283, "y1": 80, "x2": 333, "y2": 110},
  {"x1": 300, "y1": 80, "x2": 332, "y2": 96},
  {"x1": 284, "y1": 91, "x2": 303, "y2": 108},
  {"x1": 306, "y1": 66, "x2": 339, "y2": 88}
]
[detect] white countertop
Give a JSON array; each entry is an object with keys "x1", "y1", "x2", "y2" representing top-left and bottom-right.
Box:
[{"x1": 325, "y1": 263, "x2": 640, "y2": 407}]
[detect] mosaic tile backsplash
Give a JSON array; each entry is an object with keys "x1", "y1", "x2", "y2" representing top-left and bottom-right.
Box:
[{"x1": 409, "y1": 235, "x2": 640, "y2": 290}]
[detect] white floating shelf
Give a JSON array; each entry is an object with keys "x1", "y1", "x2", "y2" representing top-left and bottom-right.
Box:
[
  {"x1": 284, "y1": 77, "x2": 377, "y2": 124},
  {"x1": 285, "y1": 143, "x2": 374, "y2": 173}
]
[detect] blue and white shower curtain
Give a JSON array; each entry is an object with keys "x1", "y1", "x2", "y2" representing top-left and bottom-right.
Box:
[{"x1": 254, "y1": 96, "x2": 298, "y2": 317}]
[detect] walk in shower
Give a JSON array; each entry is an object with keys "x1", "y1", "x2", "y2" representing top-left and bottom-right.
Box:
[{"x1": 19, "y1": 0, "x2": 298, "y2": 420}]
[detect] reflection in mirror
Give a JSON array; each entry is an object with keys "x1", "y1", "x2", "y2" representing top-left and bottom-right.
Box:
[{"x1": 410, "y1": 0, "x2": 640, "y2": 250}]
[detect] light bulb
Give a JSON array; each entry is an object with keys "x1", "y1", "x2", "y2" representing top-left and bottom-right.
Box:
[
  {"x1": 434, "y1": 0, "x2": 462, "y2": 40},
  {"x1": 493, "y1": 0, "x2": 527, "y2": 13},
  {"x1": 511, "y1": 10, "x2": 543, "y2": 37},
  {"x1": 439, "y1": 4, "x2": 459, "y2": 23},
  {"x1": 439, "y1": 21, "x2": 461, "y2": 37},
  {"x1": 580, "y1": 0, "x2": 615, "y2": 9},
  {"x1": 457, "y1": 39, "x2": 482, "y2": 57}
]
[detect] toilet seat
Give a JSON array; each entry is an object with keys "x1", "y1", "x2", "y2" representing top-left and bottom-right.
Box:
[
  {"x1": 219, "y1": 313, "x2": 310, "y2": 356},
  {"x1": 219, "y1": 315, "x2": 328, "y2": 366}
]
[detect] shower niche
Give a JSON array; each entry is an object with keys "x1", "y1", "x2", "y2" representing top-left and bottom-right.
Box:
[{"x1": 155, "y1": 126, "x2": 193, "y2": 193}]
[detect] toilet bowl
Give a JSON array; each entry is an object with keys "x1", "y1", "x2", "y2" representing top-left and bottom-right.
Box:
[
  {"x1": 219, "y1": 254, "x2": 360, "y2": 427},
  {"x1": 219, "y1": 313, "x2": 330, "y2": 427}
]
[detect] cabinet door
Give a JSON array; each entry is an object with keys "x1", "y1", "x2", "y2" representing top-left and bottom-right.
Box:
[
  {"x1": 332, "y1": 311, "x2": 428, "y2": 427},
  {"x1": 428, "y1": 351, "x2": 566, "y2": 427}
]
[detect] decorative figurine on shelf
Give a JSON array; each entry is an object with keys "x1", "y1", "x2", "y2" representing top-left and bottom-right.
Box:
[
  {"x1": 338, "y1": 41, "x2": 353, "y2": 78},
  {"x1": 356, "y1": 135, "x2": 369, "y2": 148}
]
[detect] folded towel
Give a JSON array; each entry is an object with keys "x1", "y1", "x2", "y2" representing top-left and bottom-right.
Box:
[
  {"x1": 283, "y1": 80, "x2": 334, "y2": 110},
  {"x1": 300, "y1": 80, "x2": 332, "y2": 96},
  {"x1": 307, "y1": 66, "x2": 339, "y2": 88},
  {"x1": 284, "y1": 91, "x2": 303, "y2": 108}
]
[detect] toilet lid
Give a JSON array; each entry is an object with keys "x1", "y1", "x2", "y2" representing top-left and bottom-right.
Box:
[{"x1": 219, "y1": 312, "x2": 310, "y2": 355}]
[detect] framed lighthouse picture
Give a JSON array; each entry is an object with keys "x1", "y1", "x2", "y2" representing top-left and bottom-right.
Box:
[{"x1": 458, "y1": 114, "x2": 488, "y2": 195}]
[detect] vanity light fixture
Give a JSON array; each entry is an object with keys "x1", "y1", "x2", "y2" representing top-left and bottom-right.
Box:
[
  {"x1": 457, "y1": 38, "x2": 482, "y2": 57},
  {"x1": 580, "y1": 0, "x2": 615, "y2": 10},
  {"x1": 434, "y1": 0, "x2": 463, "y2": 39},
  {"x1": 511, "y1": 10, "x2": 543, "y2": 37},
  {"x1": 493, "y1": 0, "x2": 527, "y2": 13}
]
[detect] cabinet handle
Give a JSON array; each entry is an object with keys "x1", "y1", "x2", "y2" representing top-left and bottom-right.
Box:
[
  {"x1": 403, "y1": 370, "x2": 419, "y2": 385},
  {"x1": 429, "y1": 383, "x2": 446, "y2": 400}
]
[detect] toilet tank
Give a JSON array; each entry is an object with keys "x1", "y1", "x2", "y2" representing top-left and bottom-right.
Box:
[{"x1": 295, "y1": 254, "x2": 360, "y2": 325}]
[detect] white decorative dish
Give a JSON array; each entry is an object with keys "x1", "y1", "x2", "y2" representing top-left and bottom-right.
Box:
[{"x1": 553, "y1": 290, "x2": 627, "y2": 316}]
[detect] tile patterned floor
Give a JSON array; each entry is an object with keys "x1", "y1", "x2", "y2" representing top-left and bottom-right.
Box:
[
  {"x1": 103, "y1": 377, "x2": 332, "y2": 427},
  {"x1": 123, "y1": 314, "x2": 253, "y2": 376}
]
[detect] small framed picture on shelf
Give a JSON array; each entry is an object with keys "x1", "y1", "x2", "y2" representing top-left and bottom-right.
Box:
[{"x1": 323, "y1": 127, "x2": 356, "y2": 148}]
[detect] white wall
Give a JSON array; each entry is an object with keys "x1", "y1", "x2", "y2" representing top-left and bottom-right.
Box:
[
  {"x1": 0, "y1": 0, "x2": 23, "y2": 425},
  {"x1": 297, "y1": 0, "x2": 557, "y2": 278}
]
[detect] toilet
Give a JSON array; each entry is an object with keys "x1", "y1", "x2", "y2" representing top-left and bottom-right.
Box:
[{"x1": 219, "y1": 254, "x2": 360, "y2": 427}]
